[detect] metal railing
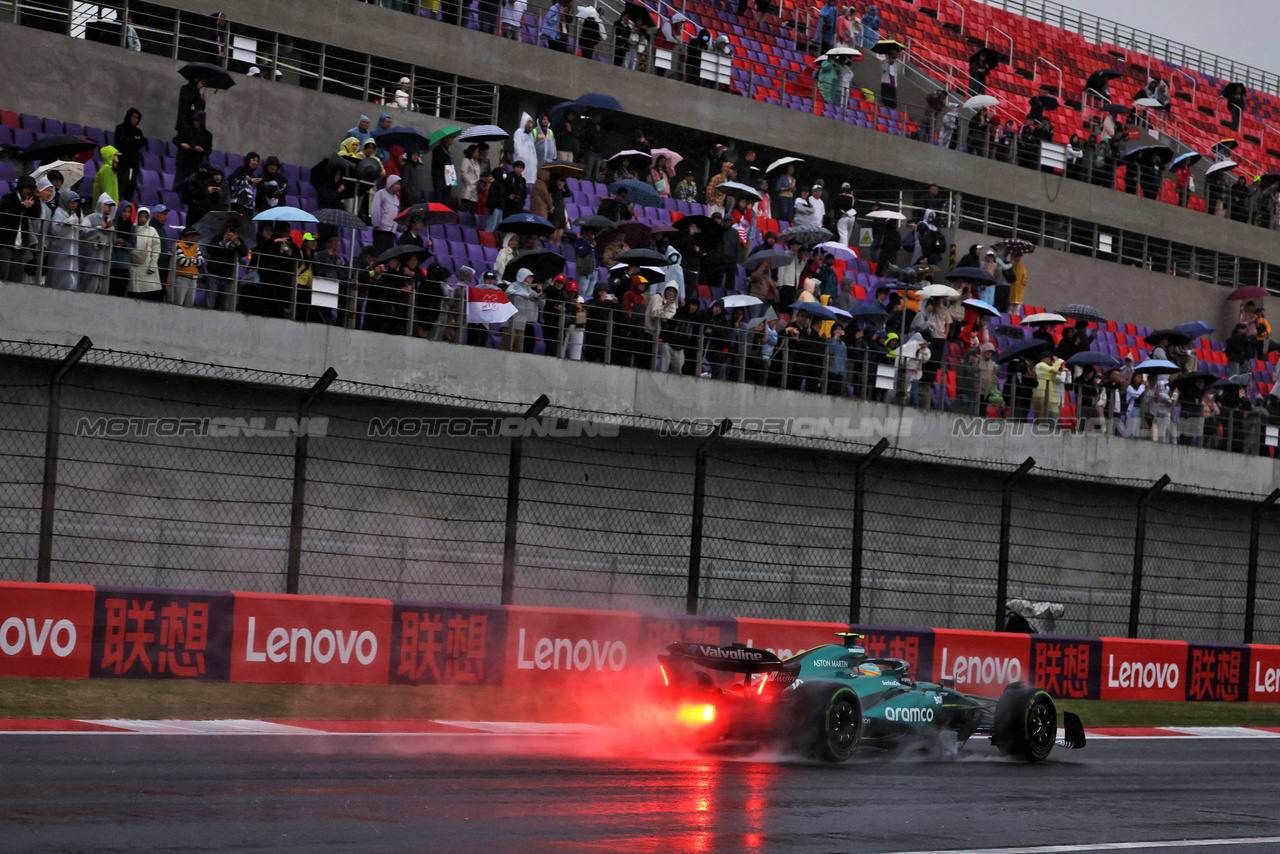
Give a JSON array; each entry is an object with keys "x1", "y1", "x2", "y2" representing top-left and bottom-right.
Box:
[{"x1": 973, "y1": 0, "x2": 1280, "y2": 98}]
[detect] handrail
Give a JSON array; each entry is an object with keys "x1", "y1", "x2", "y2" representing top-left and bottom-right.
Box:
[
  {"x1": 941, "y1": 0, "x2": 964, "y2": 36},
  {"x1": 1170, "y1": 67, "x2": 1197, "y2": 110},
  {"x1": 973, "y1": 0, "x2": 1280, "y2": 99},
  {"x1": 984, "y1": 25, "x2": 1013, "y2": 67},
  {"x1": 1033, "y1": 57, "x2": 1062, "y2": 98},
  {"x1": 1123, "y1": 38, "x2": 1151, "y2": 80}
]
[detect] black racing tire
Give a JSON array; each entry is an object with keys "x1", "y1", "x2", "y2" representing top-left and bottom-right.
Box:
[
  {"x1": 991, "y1": 684, "x2": 1057, "y2": 762},
  {"x1": 790, "y1": 681, "x2": 863, "y2": 762}
]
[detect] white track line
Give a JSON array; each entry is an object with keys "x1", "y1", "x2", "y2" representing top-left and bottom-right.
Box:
[{"x1": 879, "y1": 836, "x2": 1280, "y2": 853}]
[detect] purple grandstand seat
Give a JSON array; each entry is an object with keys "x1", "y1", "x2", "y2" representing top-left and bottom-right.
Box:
[
  {"x1": 12, "y1": 129, "x2": 33, "y2": 149},
  {"x1": 457, "y1": 211, "x2": 477, "y2": 227},
  {"x1": 138, "y1": 187, "x2": 161, "y2": 207},
  {"x1": 445, "y1": 223, "x2": 464, "y2": 243},
  {"x1": 208, "y1": 150, "x2": 226, "y2": 169},
  {"x1": 43, "y1": 118, "x2": 65, "y2": 135},
  {"x1": 225, "y1": 153, "x2": 243, "y2": 172},
  {"x1": 19, "y1": 114, "x2": 41, "y2": 132},
  {"x1": 0, "y1": 126, "x2": 12, "y2": 148},
  {"x1": 142, "y1": 152, "x2": 162, "y2": 172},
  {"x1": 139, "y1": 169, "x2": 159, "y2": 188},
  {"x1": 64, "y1": 122, "x2": 83, "y2": 137}
]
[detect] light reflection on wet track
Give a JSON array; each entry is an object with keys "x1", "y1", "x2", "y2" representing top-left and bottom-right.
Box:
[{"x1": 1, "y1": 733, "x2": 1278, "y2": 853}]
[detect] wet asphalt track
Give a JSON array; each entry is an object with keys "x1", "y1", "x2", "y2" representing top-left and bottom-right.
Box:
[{"x1": 2, "y1": 733, "x2": 1278, "y2": 854}]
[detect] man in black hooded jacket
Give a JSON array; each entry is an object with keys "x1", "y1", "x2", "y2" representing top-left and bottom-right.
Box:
[{"x1": 113, "y1": 108, "x2": 146, "y2": 205}]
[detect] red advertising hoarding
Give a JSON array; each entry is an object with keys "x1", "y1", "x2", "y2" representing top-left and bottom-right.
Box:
[
  {"x1": 1100, "y1": 638, "x2": 1187, "y2": 701},
  {"x1": 503, "y1": 606, "x2": 640, "y2": 688},
  {"x1": 0, "y1": 582, "x2": 95, "y2": 679},
  {"x1": 229, "y1": 592, "x2": 393, "y2": 685},
  {"x1": 931, "y1": 629, "x2": 1031, "y2": 697},
  {"x1": 734, "y1": 618, "x2": 848, "y2": 660}
]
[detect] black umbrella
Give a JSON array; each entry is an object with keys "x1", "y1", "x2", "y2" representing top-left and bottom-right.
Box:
[
  {"x1": 1085, "y1": 69, "x2": 1121, "y2": 92},
  {"x1": 572, "y1": 214, "x2": 614, "y2": 231},
  {"x1": 1057, "y1": 304, "x2": 1106, "y2": 323},
  {"x1": 870, "y1": 39, "x2": 906, "y2": 55},
  {"x1": 314, "y1": 208, "x2": 368, "y2": 231},
  {"x1": 622, "y1": 2, "x2": 655, "y2": 28},
  {"x1": 1122, "y1": 145, "x2": 1174, "y2": 166},
  {"x1": 498, "y1": 213, "x2": 556, "y2": 236},
  {"x1": 996, "y1": 338, "x2": 1051, "y2": 364},
  {"x1": 1065, "y1": 351, "x2": 1121, "y2": 369},
  {"x1": 376, "y1": 244, "x2": 428, "y2": 265},
  {"x1": 745, "y1": 249, "x2": 795, "y2": 270},
  {"x1": 616, "y1": 248, "x2": 669, "y2": 265},
  {"x1": 192, "y1": 210, "x2": 253, "y2": 246},
  {"x1": 1259, "y1": 174, "x2": 1280, "y2": 191},
  {"x1": 777, "y1": 225, "x2": 833, "y2": 245},
  {"x1": 179, "y1": 62, "x2": 236, "y2": 90},
  {"x1": 19, "y1": 134, "x2": 97, "y2": 161},
  {"x1": 1222, "y1": 82, "x2": 1248, "y2": 99},
  {"x1": 1102, "y1": 103, "x2": 1133, "y2": 115},
  {"x1": 945, "y1": 266, "x2": 996, "y2": 284},
  {"x1": 1029, "y1": 94, "x2": 1059, "y2": 113},
  {"x1": 510, "y1": 249, "x2": 566, "y2": 282},
  {"x1": 398, "y1": 202, "x2": 458, "y2": 225},
  {"x1": 995, "y1": 324, "x2": 1028, "y2": 338},
  {"x1": 676, "y1": 214, "x2": 718, "y2": 232},
  {"x1": 1170, "y1": 371, "x2": 1217, "y2": 390},
  {"x1": 1144, "y1": 329, "x2": 1193, "y2": 347},
  {"x1": 970, "y1": 47, "x2": 1003, "y2": 66},
  {"x1": 372, "y1": 126, "x2": 430, "y2": 152}
]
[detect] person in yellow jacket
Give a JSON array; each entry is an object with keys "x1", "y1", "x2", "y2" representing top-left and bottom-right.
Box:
[
  {"x1": 1008, "y1": 249, "x2": 1028, "y2": 312},
  {"x1": 1031, "y1": 350, "x2": 1066, "y2": 422},
  {"x1": 92, "y1": 145, "x2": 121, "y2": 204}
]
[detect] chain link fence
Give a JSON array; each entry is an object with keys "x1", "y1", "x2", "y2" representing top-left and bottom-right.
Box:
[{"x1": 4, "y1": 351, "x2": 1280, "y2": 644}]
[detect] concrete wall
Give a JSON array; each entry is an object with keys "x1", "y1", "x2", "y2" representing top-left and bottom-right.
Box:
[
  {"x1": 951, "y1": 228, "x2": 1240, "y2": 332},
  {"x1": 0, "y1": 23, "x2": 471, "y2": 169}
]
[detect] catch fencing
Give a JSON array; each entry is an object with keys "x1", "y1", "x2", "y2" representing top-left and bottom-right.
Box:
[{"x1": 2, "y1": 346, "x2": 1279, "y2": 645}]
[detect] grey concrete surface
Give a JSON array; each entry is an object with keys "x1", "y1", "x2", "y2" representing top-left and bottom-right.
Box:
[{"x1": 1, "y1": 733, "x2": 1278, "y2": 854}]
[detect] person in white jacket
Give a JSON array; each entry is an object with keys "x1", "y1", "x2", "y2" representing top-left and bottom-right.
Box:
[
  {"x1": 370, "y1": 175, "x2": 401, "y2": 257},
  {"x1": 512, "y1": 112, "x2": 538, "y2": 175},
  {"x1": 128, "y1": 206, "x2": 164, "y2": 302},
  {"x1": 646, "y1": 283, "x2": 683, "y2": 373},
  {"x1": 503, "y1": 267, "x2": 545, "y2": 353}
]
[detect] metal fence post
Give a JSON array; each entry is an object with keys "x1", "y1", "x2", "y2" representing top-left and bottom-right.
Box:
[
  {"x1": 36, "y1": 337, "x2": 92, "y2": 584},
  {"x1": 501, "y1": 394, "x2": 550, "y2": 605},
  {"x1": 286, "y1": 367, "x2": 337, "y2": 595},
  {"x1": 995, "y1": 457, "x2": 1036, "y2": 631},
  {"x1": 1129, "y1": 474, "x2": 1171, "y2": 638},
  {"x1": 687, "y1": 418, "x2": 732, "y2": 616},
  {"x1": 1245, "y1": 489, "x2": 1280, "y2": 643},
  {"x1": 850, "y1": 437, "x2": 890, "y2": 623}
]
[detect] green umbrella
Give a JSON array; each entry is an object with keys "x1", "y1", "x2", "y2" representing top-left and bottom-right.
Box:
[{"x1": 426, "y1": 126, "x2": 463, "y2": 149}]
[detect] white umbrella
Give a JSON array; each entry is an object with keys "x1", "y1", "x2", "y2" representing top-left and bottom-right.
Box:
[
  {"x1": 577, "y1": 5, "x2": 601, "y2": 20},
  {"x1": 1206, "y1": 160, "x2": 1238, "y2": 175},
  {"x1": 721, "y1": 294, "x2": 763, "y2": 308},
  {"x1": 918, "y1": 283, "x2": 960, "y2": 299},
  {"x1": 828, "y1": 306, "x2": 853, "y2": 319},
  {"x1": 32, "y1": 160, "x2": 84, "y2": 187},
  {"x1": 746, "y1": 306, "x2": 779, "y2": 329},
  {"x1": 766, "y1": 156, "x2": 803, "y2": 173},
  {"x1": 649, "y1": 147, "x2": 683, "y2": 169},
  {"x1": 1022, "y1": 312, "x2": 1068, "y2": 325},
  {"x1": 718, "y1": 181, "x2": 762, "y2": 201},
  {"x1": 962, "y1": 94, "x2": 999, "y2": 110},
  {"x1": 1133, "y1": 98, "x2": 1163, "y2": 108},
  {"x1": 608, "y1": 149, "x2": 649, "y2": 161},
  {"x1": 866, "y1": 210, "x2": 907, "y2": 221},
  {"x1": 815, "y1": 241, "x2": 858, "y2": 261},
  {"x1": 825, "y1": 46, "x2": 862, "y2": 59}
]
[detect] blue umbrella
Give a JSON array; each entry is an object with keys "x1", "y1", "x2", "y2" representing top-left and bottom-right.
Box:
[
  {"x1": 962, "y1": 298, "x2": 1000, "y2": 317},
  {"x1": 497, "y1": 213, "x2": 556, "y2": 235},
  {"x1": 947, "y1": 266, "x2": 996, "y2": 284},
  {"x1": 608, "y1": 179, "x2": 661, "y2": 208},
  {"x1": 1168, "y1": 152, "x2": 1202, "y2": 172},
  {"x1": 372, "y1": 126, "x2": 430, "y2": 151},
  {"x1": 574, "y1": 93, "x2": 625, "y2": 113},
  {"x1": 788, "y1": 302, "x2": 838, "y2": 321},
  {"x1": 1133, "y1": 359, "x2": 1181, "y2": 374},
  {"x1": 252, "y1": 206, "x2": 318, "y2": 224},
  {"x1": 845, "y1": 301, "x2": 889, "y2": 319},
  {"x1": 1173, "y1": 320, "x2": 1216, "y2": 338},
  {"x1": 1066, "y1": 351, "x2": 1122, "y2": 368}
]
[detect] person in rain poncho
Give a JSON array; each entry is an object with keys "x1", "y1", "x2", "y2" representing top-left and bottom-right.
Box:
[
  {"x1": 46, "y1": 191, "x2": 84, "y2": 291},
  {"x1": 345, "y1": 115, "x2": 374, "y2": 149},
  {"x1": 494, "y1": 232, "x2": 520, "y2": 281},
  {"x1": 512, "y1": 112, "x2": 538, "y2": 174},
  {"x1": 1031, "y1": 351, "x2": 1067, "y2": 423},
  {"x1": 79, "y1": 194, "x2": 116, "y2": 295},
  {"x1": 534, "y1": 115, "x2": 557, "y2": 167},
  {"x1": 503, "y1": 267, "x2": 546, "y2": 353},
  {"x1": 817, "y1": 56, "x2": 843, "y2": 108},
  {"x1": 129, "y1": 206, "x2": 164, "y2": 301},
  {"x1": 93, "y1": 145, "x2": 121, "y2": 205},
  {"x1": 898, "y1": 331, "x2": 929, "y2": 407}
]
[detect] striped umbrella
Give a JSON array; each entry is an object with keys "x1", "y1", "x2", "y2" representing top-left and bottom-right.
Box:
[{"x1": 458, "y1": 124, "x2": 509, "y2": 142}]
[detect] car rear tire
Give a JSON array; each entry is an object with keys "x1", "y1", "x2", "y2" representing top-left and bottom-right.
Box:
[
  {"x1": 991, "y1": 684, "x2": 1057, "y2": 762},
  {"x1": 791, "y1": 682, "x2": 863, "y2": 762}
]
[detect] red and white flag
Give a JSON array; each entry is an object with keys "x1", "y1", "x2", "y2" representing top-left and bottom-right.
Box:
[{"x1": 466, "y1": 286, "x2": 518, "y2": 324}]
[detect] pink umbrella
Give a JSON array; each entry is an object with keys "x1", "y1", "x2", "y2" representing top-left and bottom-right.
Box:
[
  {"x1": 1227, "y1": 286, "x2": 1268, "y2": 301},
  {"x1": 650, "y1": 148, "x2": 683, "y2": 169}
]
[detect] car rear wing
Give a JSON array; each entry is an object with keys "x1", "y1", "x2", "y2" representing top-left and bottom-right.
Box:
[{"x1": 662, "y1": 642, "x2": 793, "y2": 675}]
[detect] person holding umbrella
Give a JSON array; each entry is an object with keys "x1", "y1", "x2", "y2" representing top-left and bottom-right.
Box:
[{"x1": 877, "y1": 42, "x2": 902, "y2": 110}]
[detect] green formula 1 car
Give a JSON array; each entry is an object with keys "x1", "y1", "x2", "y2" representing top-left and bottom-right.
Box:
[{"x1": 655, "y1": 633, "x2": 1086, "y2": 762}]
